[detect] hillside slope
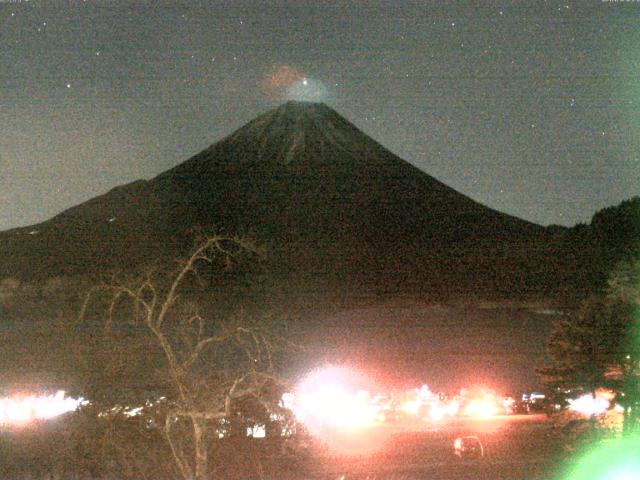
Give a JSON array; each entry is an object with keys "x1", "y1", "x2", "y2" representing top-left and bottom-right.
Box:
[{"x1": 0, "y1": 102, "x2": 559, "y2": 298}]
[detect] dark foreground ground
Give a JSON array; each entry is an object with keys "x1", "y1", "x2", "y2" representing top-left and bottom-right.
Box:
[
  {"x1": 315, "y1": 414, "x2": 566, "y2": 480},
  {"x1": 0, "y1": 413, "x2": 577, "y2": 479}
]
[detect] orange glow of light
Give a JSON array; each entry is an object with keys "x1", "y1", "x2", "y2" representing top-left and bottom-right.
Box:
[
  {"x1": 0, "y1": 391, "x2": 82, "y2": 425},
  {"x1": 401, "y1": 398, "x2": 422, "y2": 416},
  {"x1": 446, "y1": 399, "x2": 460, "y2": 416},
  {"x1": 568, "y1": 393, "x2": 610, "y2": 416},
  {"x1": 3, "y1": 398, "x2": 33, "y2": 424},
  {"x1": 463, "y1": 398, "x2": 499, "y2": 418},
  {"x1": 428, "y1": 403, "x2": 445, "y2": 421},
  {"x1": 292, "y1": 367, "x2": 381, "y2": 433}
]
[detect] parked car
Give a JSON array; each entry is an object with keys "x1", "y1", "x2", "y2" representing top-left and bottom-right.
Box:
[{"x1": 453, "y1": 436, "x2": 484, "y2": 459}]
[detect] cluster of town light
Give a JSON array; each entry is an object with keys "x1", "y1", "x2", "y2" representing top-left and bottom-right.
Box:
[
  {"x1": 287, "y1": 367, "x2": 519, "y2": 437},
  {"x1": 0, "y1": 391, "x2": 82, "y2": 425},
  {"x1": 288, "y1": 367, "x2": 633, "y2": 438},
  {"x1": 2, "y1": 371, "x2": 635, "y2": 480},
  {"x1": 398, "y1": 385, "x2": 514, "y2": 421},
  {"x1": 0, "y1": 370, "x2": 624, "y2": 431}
]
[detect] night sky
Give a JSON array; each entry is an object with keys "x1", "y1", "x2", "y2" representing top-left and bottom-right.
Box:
[{"x1": 1, "y1": 1, "x2": 638, "y2": 231}]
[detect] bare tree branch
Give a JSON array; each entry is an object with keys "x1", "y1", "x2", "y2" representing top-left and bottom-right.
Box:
[
  {"x1": 78, "y1": 235, "x2": 285, "y2": 480},
  {"x1": 165, "y1": 415, "x2": 193, "y2": 480}
]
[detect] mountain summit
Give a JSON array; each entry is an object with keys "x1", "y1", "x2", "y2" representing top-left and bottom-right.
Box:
[{"x1": 1, "y1": 102, "x2": 554, "y2": 297}]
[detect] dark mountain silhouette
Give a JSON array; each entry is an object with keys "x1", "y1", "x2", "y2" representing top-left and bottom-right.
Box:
[
  {"x1": 2, "y1": 102, "x2": 637, "y2": 394},
  {"x1": 2, "y1": 102, "x2": 563, "y2": 299}
]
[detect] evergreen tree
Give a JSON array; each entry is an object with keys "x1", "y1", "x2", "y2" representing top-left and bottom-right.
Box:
[{"x1": 541, "y1": 257, "x2": 640, "y2": 434}]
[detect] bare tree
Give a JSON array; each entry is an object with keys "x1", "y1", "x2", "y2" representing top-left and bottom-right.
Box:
[{"x1": 79, "y1": 236, "x2": 291, "y2": 480}]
